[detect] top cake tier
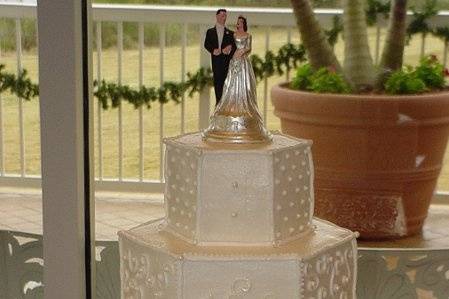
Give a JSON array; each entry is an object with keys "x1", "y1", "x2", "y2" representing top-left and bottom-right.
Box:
[{"x1": 163, "y1": 132, "x2": 314, "y2": 246}]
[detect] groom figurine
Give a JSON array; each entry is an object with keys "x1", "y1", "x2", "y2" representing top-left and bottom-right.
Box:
[{"x1": 204, "y1": 9, "x2": 235, "y2": 105}]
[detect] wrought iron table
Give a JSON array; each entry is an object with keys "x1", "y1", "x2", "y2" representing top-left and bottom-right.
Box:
[{"x1": 357, "y1": 204, "x2": 449, "y2": 299}]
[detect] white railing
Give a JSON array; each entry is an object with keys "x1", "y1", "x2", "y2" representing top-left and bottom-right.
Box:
[{"x1": 0, "y1": 3, "x2": 448, "y2": 194}]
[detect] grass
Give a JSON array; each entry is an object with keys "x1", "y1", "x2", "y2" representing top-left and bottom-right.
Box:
[
  {"x1": 1, "y1": 25, "x2": 449, "y2": 189},
  {"x1": 92, "y1": 0, "x2": 449, "y2": 10},
  {"x1": 3, "y1": 1, "x2": 449, "y2": 51}
]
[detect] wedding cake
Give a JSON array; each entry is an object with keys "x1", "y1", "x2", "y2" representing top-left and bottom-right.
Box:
[
  {"x1": 118, "y1": 132, "x2": 358, "y2": 298},
  {"x1": 119, "y1": 28, "x2": 357, "y2": 297}
]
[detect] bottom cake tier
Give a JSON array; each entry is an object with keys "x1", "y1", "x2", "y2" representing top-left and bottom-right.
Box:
[{"x1": 118, "y1": 218, "x2": 358, "y2": 299}]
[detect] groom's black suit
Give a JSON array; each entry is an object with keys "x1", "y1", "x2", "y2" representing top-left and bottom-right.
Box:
[{"x1": 204, "y1": 26, "x2": 235, "y2": 104}]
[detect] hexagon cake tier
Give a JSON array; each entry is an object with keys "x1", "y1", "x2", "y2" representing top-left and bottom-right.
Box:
[
  {"x1": 119, "y1": 132, "x2": 359, "y2": 299},
  {"x1": 163, "y1": 132, "x2": 314, "y2": 246},
  {"x1": 119, "y1": 218, "x2": 357, "y2": 299}
]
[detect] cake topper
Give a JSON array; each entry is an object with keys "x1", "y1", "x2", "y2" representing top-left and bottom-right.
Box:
[{"x1": 202, "y1": 16, "x2": 272, "y2": 144}]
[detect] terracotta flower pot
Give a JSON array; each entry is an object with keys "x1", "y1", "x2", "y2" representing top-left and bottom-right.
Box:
[{"x1": 271, "y1": 83, "x2": 449, "y2": 239}]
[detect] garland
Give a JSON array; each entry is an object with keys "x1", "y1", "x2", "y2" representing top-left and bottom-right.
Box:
[
  {"x1": 407, "y1": 0, "x2": 439, "y2": 41},
  {"x1": 0, "y1": 65, "x2": 39, "y2": 100},
  {"x1": 434, "y1": 26, "x2": 449, "y2": 43},
  {"x1": 94, "y1": 67, "x2": 214, "y2": 109},
  {"x1": 324, "y1": 16, "x2": 343, "y2": 47},
  {"x1": 366, "y1": 0, "x2": 391, "y2": 26},
  {"x1": 327, "y1": 0, "x2": 448, "y2": 44},
  {"x1": 0, "y1": 43, "x2": 306, "y2": 110},
  {"x1": 1, "y1": 0, "x2": 448, "y2": 109}
]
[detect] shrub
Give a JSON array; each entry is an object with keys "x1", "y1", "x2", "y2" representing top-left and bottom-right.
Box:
[
  {"x1": 414, "y1": 55, "x2": 446, "y2": 89},
  {"x1": 384, "y1": 55, "x2": 446, "y2": 94},
  {"x1": 291, "y1": 64, "x2": 313, "y2": 90},
  {"x1": 384, "y1": 68, "x2": 427, "y2": 94},
  {"x1": 291, "y1": 63, "x2": 352, "y2": 94}
]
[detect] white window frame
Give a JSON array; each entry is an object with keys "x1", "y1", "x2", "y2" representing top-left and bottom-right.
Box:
[{"x1": 37, "y1": 0, "x2": 95, "y2": 298}]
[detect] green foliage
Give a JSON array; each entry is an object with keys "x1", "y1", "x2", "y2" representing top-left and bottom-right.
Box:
[
  {"x1": 0, "y1": 43, "x2": 306, "y2": 109},
  {"x1": 407, "y1": 0, "x2": 439, "y2": 41},
  {"x1": 291, "y1": 63, "x2": 352, "y2": 94},
  {"x1": 309, "y1": 67, "x2": 352, "y2": 94},
  {"x1": 1, "y1": 0, "x2": 449, "y2": 51},
  {"x1": 293, "y1": 55, "x2": 448, "y2": 95},
  {"x1": 0, "y1": 1, "x2": 346, "y2": 51},
  {"x1": 384, "y1": 55, "x2": 446, "y2": 94},
  {"x1": 1, "y1": 0, "x2": 448, "y2": 99},
  {"x1": 0, "y1": 19, "x2": 37, "y2": 51},
  {"x1": 324, "y1": 16, "x2": 343, "y2": 47},
  {"x1": 291, "y1": 64, "x2": 313, "y2": 90},
  {"x1": 91, "y1": 0, "x2": 449, "y2": 9},
  {"x1": 434, "y1": 26, "x2": 449, "y2": 43},
  {"x1": 414, "y1": 55, "x2": 446, "y2": 89},
  {"x1": 366, "y1": 0, "x2": 391, "y2": 26},
  {"x1": 0, "y1": 65, "x2": 39, "y2": 100},
  {"x1": 93, "y1": 0, "x2": 341, "y2": 7},
  {"x1": 95, "y1": 22, "x2": 187, "y2": 50},
  {"x1": 384, "y1": 69, "x2": 427, "y2": 94},
  {"x1": 251, "y1": 43, "x2": 306, "y2": 79}
]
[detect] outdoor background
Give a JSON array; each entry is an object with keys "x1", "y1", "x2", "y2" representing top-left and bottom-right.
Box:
[{"x1": 1, "y1": 0, "x2": 449, "y2": 188}]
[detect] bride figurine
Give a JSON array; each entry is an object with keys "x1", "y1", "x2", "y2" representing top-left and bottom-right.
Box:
[{"x1": 202, "y1": 15, "x2": 272, "y2": 144}]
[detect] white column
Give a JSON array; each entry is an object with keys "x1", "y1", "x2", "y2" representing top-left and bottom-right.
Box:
[
  {"x1": 16, "y1": 18, "x2": 25, "y2": 177},
  {"x1": 96, "y1": 21, "x2": 103, "y2": 181},
  {"x1": 181, "y1": 23, "x2": 187, "y2": 134},
  {"x1": 159, "y1": 24, "x2": 165, "y2": 181},
  {"x1": 138, "y1": 22, "x2": 145, "y2": 181},
  {"x1": 37, "y1": 0, "x2": 94, "y2": 298},
  {"x1": 199, "y1": 25, "x2": 211, "y2": 130}
]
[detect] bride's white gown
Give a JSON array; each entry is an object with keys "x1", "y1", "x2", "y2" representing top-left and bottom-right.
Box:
[{"x1": 203, "y1": 34, "x2": 271, "y2": 144}]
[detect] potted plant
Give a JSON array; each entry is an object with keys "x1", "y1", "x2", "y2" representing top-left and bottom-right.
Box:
[{"x1": 271, "y1": 0, "x2": 449, "y2": 239}]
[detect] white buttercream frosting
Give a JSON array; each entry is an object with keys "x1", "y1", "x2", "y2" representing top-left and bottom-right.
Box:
[
  {"x1": 119, "y1": 132, "x2": 358, "y2": 299},
  {"x1": 163, "y1": 132, "x2": 314, "y2": 246},
  {"x1": 119, "y1": 218, "x2": 357, "y2": 299}
]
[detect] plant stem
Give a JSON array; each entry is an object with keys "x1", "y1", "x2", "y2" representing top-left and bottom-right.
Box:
[
  {"x1": 379, "y1": 0, "x2": 408, "y2": 72},
  {"x1": 343, "y1": 0, "x2": 376, "y2": 90},
  {"x1": 290, "y1": 0, "x2": 341, "y2": 71}
]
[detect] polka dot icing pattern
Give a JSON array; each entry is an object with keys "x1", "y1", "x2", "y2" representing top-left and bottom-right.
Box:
[
  {"x1": 273, "y1": 145, "x2": 314, "y2": 243},
  {"x1": 164, "y1": 144, "x2": 201, "y2": 241},
  {"x1": 119, "y1": 132, "x2": 358, "y2": 298},
  {"x1": 197, "y1": 152, "x2": 274, "y2": 244},
  {"x1": 163, "y1": 133, "x2": 315, "y2": 245}
]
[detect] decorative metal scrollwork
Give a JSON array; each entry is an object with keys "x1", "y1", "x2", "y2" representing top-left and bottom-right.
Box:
[{"x1": 357, "y1": 249, "x2": 449, "y2": 299}]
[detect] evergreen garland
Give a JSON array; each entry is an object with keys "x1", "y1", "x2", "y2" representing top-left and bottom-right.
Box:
[
  {"x1": 407, "y1": 0, "x2": 439, "y2": 41},
  {"x1": 94, "y1": 67, "x2": 214, "y2": 109},
  {"x1": 324, "y1": 16, "x2": 343, "y2": 47},
  {"x1": 0, "y1": 43, "x2": 306, "y2": 110},
  {"x1": 434, "y1": 26, "x2": 449, "y2": 43},
  {"x1": 0, "y1": 65, "x2": 39, "y2": 100},
  {"x1": 366, "y1": 0, "x2": 391, "y2": 26}
]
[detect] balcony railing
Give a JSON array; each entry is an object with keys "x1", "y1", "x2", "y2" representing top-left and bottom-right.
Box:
[{"x1": 0, "y1": 2, "x2": 448, "y2": 194}]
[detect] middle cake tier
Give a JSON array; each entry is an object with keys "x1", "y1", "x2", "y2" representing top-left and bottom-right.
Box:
[{"x1": 163, "y1": 132, "x2": 314, "y2": 246}]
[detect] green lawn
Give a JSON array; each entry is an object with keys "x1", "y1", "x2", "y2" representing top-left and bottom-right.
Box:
[
  {"x1": 93, "y1": 0, "x2": 449, "y2": 10},
  {"x1": 1, "y1": 26, "x2": 449, "y2": 189}
]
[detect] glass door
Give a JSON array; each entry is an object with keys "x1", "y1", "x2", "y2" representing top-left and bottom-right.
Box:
[{"x1": 0, "y1": 4, "x2": 43, "y2": 298}]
